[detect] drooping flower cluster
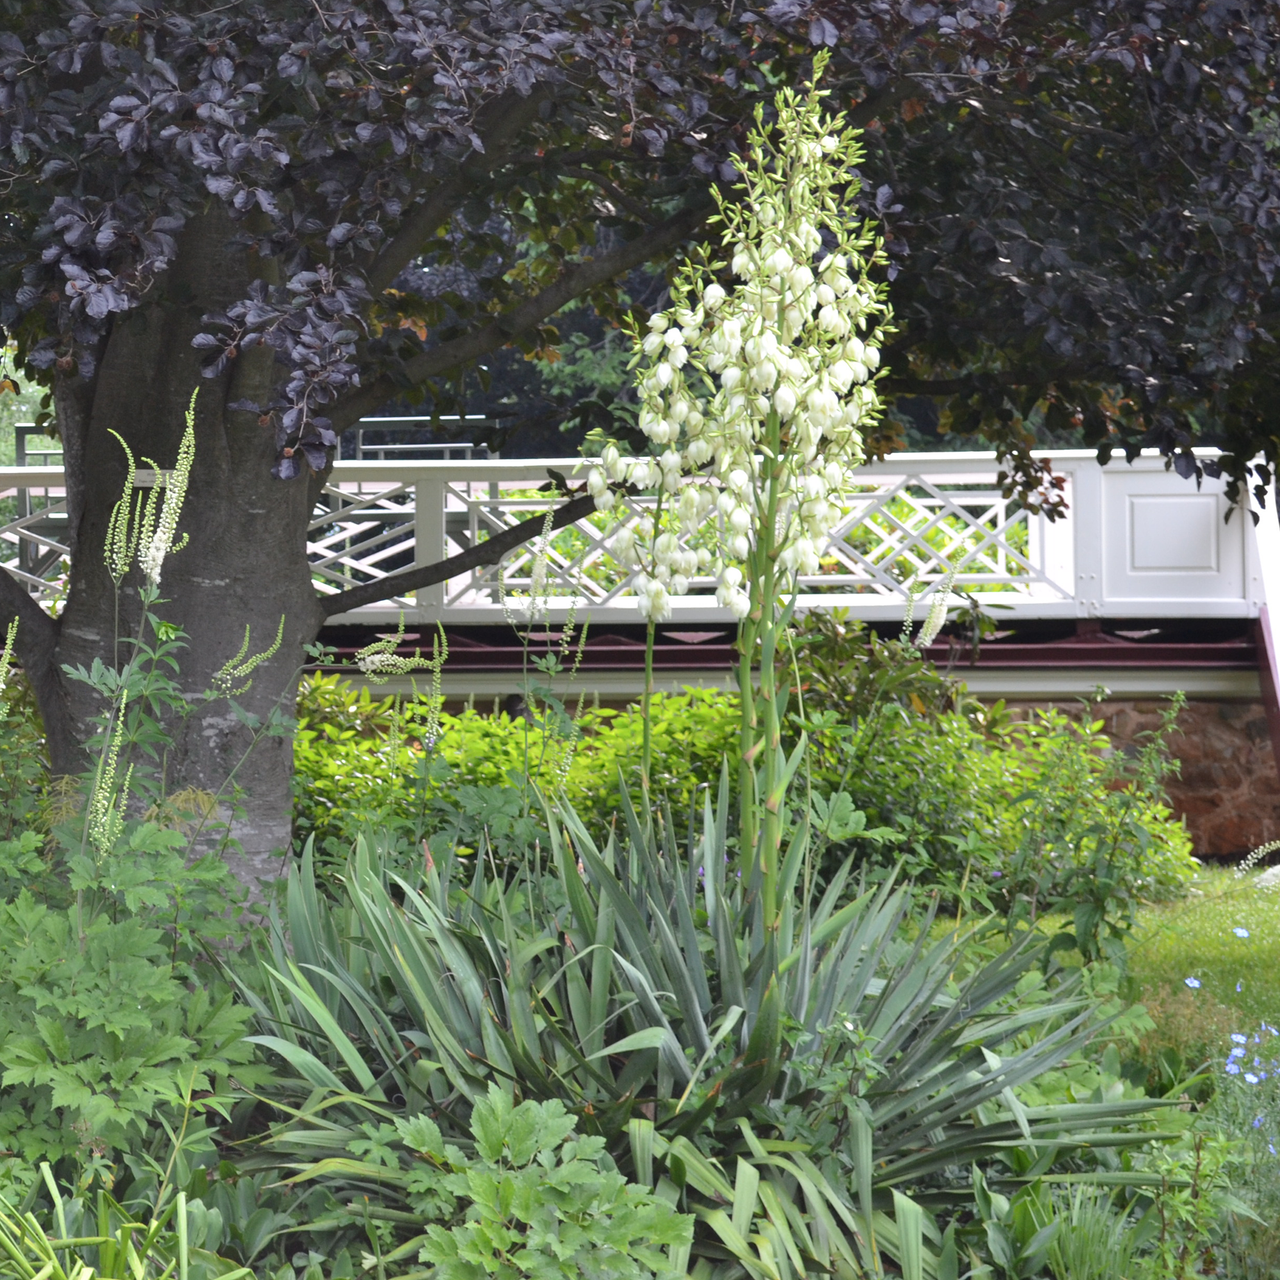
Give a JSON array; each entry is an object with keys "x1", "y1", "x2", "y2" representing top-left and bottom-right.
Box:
[{"x1": 586, "y1": 57, "x2": 891, "y2": 621}]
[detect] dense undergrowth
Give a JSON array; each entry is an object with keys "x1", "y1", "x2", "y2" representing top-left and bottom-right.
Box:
[{"x1": 4, "y1": 611, "x2": 1277, "y2": 1279}]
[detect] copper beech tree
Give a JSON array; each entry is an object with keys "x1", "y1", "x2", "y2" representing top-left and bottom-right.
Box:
[{"x1": 1, "y1": 0, "x2": 1278, "y2": 881}]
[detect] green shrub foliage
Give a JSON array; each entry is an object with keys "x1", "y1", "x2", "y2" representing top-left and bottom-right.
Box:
[{"x1": 293, "y1": 657, "x2": 1195, "y2": 960}]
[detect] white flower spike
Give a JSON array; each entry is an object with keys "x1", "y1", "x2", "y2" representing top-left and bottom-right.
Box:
[{"x1": 586, "y1": 52, "x2": 892, "y2": 620}]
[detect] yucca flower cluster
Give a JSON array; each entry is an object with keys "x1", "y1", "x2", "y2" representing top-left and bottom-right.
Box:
[{"x1": 586, "y1": 57, "x2": 891, "y2": 621}]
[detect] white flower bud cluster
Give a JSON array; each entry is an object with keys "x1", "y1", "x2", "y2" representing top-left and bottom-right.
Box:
[{"x1": 586, "y1": 63, "x2": 891, "y2": 622}]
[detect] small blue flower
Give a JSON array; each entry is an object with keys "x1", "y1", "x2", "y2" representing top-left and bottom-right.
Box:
[
  {"x1": 1233, "y1": 1034, "x2": 1249, "y2": 1044},
  {"x1": 1227, "y1": 1063, "x2": 1242, "y2": 1075},
  {"x1": 1234, "y1": 927, "x2": 1251, "y2": 938},
  {"x1": 1230, "y1": 1048, "x2": 1246, "y2": 1060},
  {"x1": 1185, "y1": 977, "x2": 1201, "y2": 989},
  {"x1": 1254, "y1": 1116, "x2": 1265, "y2": 1128},
  {"x1": 1270, "y1": 1143, "x2": 1277, "y2": 1156},
  {"x1": 1246, "y1": 1073, "x2": 1261, "y2": 1084},
  {"x1": 1238, "y1": 982, "x2": 1244, "y2": 992}
]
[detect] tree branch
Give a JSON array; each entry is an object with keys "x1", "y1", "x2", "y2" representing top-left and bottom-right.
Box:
[
  {"x1": 319, "y1": 491, "x2": 598, "y2": 617},
  {"x1": 880, "y1": 363, "x2": 1093, "y2": 397},
  {"x1": 365, "y1": 87, "x2": 552, "y2": 298},
  {"x1": 556, "y1": 167, "x2": 654, "y2": 223},
  {"x1": 332, "y1": 195, "x2": 715, "y2": 427}
]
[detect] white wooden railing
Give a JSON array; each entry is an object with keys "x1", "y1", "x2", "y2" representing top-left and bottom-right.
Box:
[{"x1": 2, "y1": 450, "x2": 1274, "y2": 637}]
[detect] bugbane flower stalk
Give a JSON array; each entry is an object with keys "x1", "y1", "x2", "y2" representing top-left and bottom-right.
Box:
[
  {"x1": 586, "y1": 52, "x2": 891, "y2": 623},
  {"x1": 104, "y1": 388, "x2": 197, "y2": 590},
  {"x1": 0, "y1": 618, "x2": 16, "y2": 699}
]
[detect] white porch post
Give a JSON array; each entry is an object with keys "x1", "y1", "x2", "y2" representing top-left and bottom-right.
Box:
[{"x1": 414, "y1": 477, "x2": 447, "y2": 617}]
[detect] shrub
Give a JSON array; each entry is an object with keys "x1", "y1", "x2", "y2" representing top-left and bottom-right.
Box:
[
  {"x1": 0, "y1": 812, "x2": 265, "y2": 1180},
  {"x1": 293, "y1": 668, "x2": 1195, "y2": 957},
  {"x1": 292, "y1": 675, "x2": 738, "y2": 862},
  {"x1": 789, "y1": 616, "x2": 1196, "y2": 959},
  {"x1": 394, "y1": 1085, "x2": 692, "y2": 1280}
]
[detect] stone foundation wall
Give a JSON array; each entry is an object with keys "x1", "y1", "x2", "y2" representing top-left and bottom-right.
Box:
[{"x1": 1012, "y1": 698, "x2": 1280, "y2": 859}]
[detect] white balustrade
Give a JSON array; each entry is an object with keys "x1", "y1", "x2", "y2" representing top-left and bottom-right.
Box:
[{"x1": 2, "y1": 450, "x2": 1271, "y2": 628}]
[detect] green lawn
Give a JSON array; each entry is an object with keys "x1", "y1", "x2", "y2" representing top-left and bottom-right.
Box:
[{"x1": 1127, "y1": 867, "x2": 1280, "y2": 1044}]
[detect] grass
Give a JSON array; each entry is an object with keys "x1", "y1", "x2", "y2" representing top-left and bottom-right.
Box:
[{"x1": 1127, "y1": 866, "x2": 1280, "y2": 1045}]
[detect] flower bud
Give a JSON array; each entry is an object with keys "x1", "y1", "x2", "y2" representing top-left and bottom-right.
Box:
[{"x1": 703, "y1": 282, "x2": 726, "y2": 310}]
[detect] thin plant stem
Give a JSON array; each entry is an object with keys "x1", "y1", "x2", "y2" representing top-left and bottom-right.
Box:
[{"x1": 641, "y1": 618, "x2": 656, "y2": 794}]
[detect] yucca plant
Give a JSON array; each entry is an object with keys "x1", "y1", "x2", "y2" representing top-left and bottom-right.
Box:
[{"x1": 232, "y1": 771, "x2": 1174, "y2": 1280}]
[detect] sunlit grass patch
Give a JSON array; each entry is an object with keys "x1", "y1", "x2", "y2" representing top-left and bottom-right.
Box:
[{"x1": 1127, "y1": 866, "x2": 1280, "y2": 1035}]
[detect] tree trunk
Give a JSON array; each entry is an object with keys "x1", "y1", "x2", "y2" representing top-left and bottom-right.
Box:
[{"x1": 47, "y1": 213, "x2": 326, "y2": 891}]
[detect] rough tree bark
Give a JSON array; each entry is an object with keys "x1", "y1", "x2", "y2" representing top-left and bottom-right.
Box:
[
  {"x1": 37, "y1": 212, "x2": 324, "y2": 886},
  {"x1": 11, "y1": 203, "x2": 640, "y2": 890}
]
